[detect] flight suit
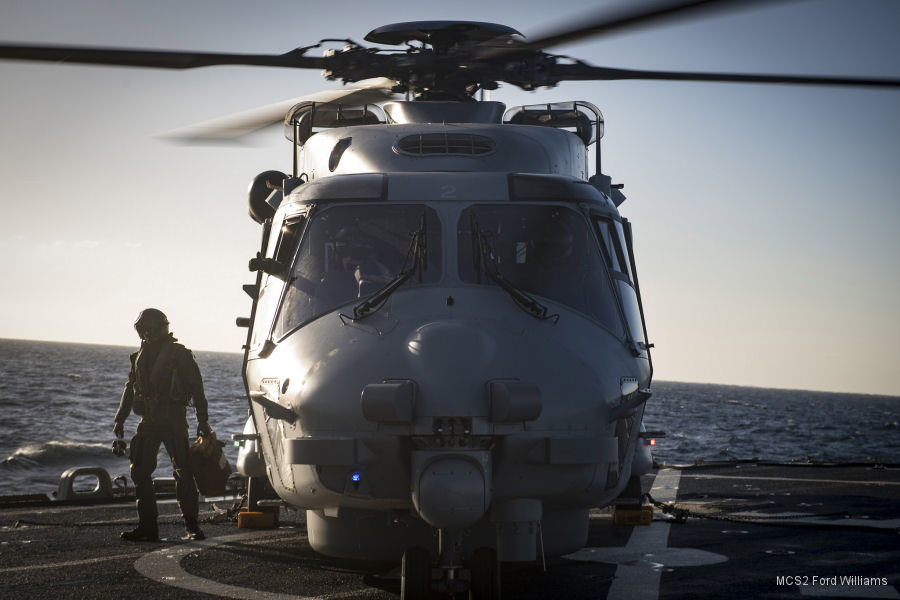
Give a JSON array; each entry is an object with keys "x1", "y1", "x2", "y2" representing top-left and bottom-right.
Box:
[{"x1": 114, "y1": 334, "x2": 208, "y2": 533}]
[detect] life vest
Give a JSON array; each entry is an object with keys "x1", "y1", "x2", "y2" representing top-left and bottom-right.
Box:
[{"x1": 132, "y1": 340, "x2": 187, "y2": 417}]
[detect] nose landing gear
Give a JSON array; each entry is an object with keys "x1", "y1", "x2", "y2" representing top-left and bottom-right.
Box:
[{"x1": 400, "y1": 535, "x2": 501, "y2": 600}]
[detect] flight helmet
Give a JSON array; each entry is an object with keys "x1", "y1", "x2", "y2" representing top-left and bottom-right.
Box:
[{"x1": 134, "y1": 308, "x2": 170, "y2": 341}]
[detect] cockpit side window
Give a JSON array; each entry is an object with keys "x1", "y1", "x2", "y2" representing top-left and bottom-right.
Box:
[
  {"x1": 273, "y1": 217, "x2": 305, "y2": 268},
  {"x1": 273, "y1": 204, "x2": 442, "y2": 338},
  {"x1": 250, "y1": 213, "x2": 306, "y2": 352},
  {"x1": 458, "y1": 204, "x2": 624, "y2": 335},
  {"x1": 595, "y1": 215, "x2": 649, "y2": 352},
  {"x1": 594, "y1": 217, "x2": 633, "y2": 284}
]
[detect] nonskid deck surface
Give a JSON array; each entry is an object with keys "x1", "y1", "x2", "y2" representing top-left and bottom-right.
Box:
[{"x1": 1, "y1": 464, "x2": 897, "y2": 599}]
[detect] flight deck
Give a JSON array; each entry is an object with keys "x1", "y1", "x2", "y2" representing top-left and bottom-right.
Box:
[{"x1": 1, "y1": 463, "x2": 897, "y2": 600}]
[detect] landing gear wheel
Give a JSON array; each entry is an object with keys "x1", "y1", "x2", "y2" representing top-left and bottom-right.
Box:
[
  {"x1": 401, "y1": 546, "x2": 432, "y2": 600},
  {"x1": 469, "y1": 547, "x2": 500, "y2": 600}
]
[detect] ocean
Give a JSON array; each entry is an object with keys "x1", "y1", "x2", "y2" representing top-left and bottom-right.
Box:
[{"x1": 1, "y1": 338, "x2": 898, "y2": 496}]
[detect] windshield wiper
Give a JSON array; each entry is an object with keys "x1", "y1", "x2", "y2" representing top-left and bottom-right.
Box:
[
  {"x1": 470, "y1": 215, "x2": 559, "y2": 323},
  {"x1": 344, "y1": 213, "x2": 428, "y2": 322}
]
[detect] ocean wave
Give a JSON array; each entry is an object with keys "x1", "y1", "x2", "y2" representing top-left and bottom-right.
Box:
[{"x1": 2, "y1": 439, "x2": 109, "y2": 468}]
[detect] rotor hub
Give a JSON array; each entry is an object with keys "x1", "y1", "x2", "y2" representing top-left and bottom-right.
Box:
[{"x1": 364, "y1": 21, "x2": 523, "y2": 51}]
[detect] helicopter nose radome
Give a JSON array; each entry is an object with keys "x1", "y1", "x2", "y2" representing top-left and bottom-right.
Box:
[
  {"x1": 404, "y1": 320, "x2": 498, "y2": 416},
  {"x1": 406, "y1": 321, "x2": 497, "y2": 369}
]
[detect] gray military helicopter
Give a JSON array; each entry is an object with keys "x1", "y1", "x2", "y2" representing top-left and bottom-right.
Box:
[{"x1": 2, "y1": 1, "x2": 898, "y2": 598}]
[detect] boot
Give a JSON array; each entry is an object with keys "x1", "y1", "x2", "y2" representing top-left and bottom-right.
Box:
[
  {"x1": 183, "y1": 518, "x2": 205, "y2": 541},
  {"x1": 121, "y1": 524, "x2": 159, "y2": 542}
]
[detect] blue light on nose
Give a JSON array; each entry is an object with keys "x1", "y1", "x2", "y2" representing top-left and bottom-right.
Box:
[{"x1": 351, "y1": 471, "x2": 362, "y2": 483}]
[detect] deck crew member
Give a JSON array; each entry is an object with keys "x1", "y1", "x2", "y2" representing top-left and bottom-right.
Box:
[{"x1": 113, "y1": 308, "x2": 212, "y2": 542}]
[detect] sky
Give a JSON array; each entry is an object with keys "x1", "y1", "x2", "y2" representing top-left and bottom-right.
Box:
[{"x1": 0, "y1": 0, "x2": 898, "y2": 396}]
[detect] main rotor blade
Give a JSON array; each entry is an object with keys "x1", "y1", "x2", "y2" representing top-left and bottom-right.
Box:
[
  {"x1": 162, "y1": 78, "x2": 398, "y2": 143},
  {"x1": 522, "y1": 0, "x2": 787, "y2": 51},
  {"x1": 557, "y1": 63, "x2": 900, "y2": 88},
  {"x1": 0, "y1": 43, "x2": 325, "y2": 70}
]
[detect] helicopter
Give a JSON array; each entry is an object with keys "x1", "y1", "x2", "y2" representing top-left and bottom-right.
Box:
[{"x1": 2, "y1": 1, "x2": 899, "y2": 599}]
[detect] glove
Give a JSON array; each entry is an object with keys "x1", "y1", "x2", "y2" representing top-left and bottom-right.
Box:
[
  {"x1": 112, "y1": 421, "x2": 127, "y2": 457},
  {"x1": 112, "y1": 438, "x2": 127, "y2": 457},
  {"x1": 197, "y1": 421, "x2": 213, "y2": 438}
]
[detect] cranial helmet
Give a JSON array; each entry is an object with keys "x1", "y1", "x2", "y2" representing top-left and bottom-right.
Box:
[{"x1": 134, "y1": 308, "x2": 169, "y2": 341}]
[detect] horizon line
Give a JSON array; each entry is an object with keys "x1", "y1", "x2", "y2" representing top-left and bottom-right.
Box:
[{"x1": 2, "y1": 336, "x2": 898, "y2": 399}]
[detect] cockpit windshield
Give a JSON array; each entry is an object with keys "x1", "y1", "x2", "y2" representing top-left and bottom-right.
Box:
[
  {"x1": 274, "y1": 204, "x2": 442, "y2": 337},
  {"x1": 458, "y1": 205, "x2": 623, "y2": 334}
]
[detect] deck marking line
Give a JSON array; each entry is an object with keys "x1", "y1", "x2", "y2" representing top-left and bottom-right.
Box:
[
  {"x1": 680, "y1": 473, "x2": 900, "y2": 487},
  {"x1": 566, "y1": 469, "x2": 728, "y2": 600},
  {"x1": 0, "y1": 551, "x2": 146, "y2": 574},
  {"x1": 609, "y1": 468, "x2": 679, "y2": 600},
  {"x1": 698, "y1": 513, "x2": 900, "y2": 531},
  {"x1": 133, "y1": 529, "x2": 369, "y2": 600}
]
